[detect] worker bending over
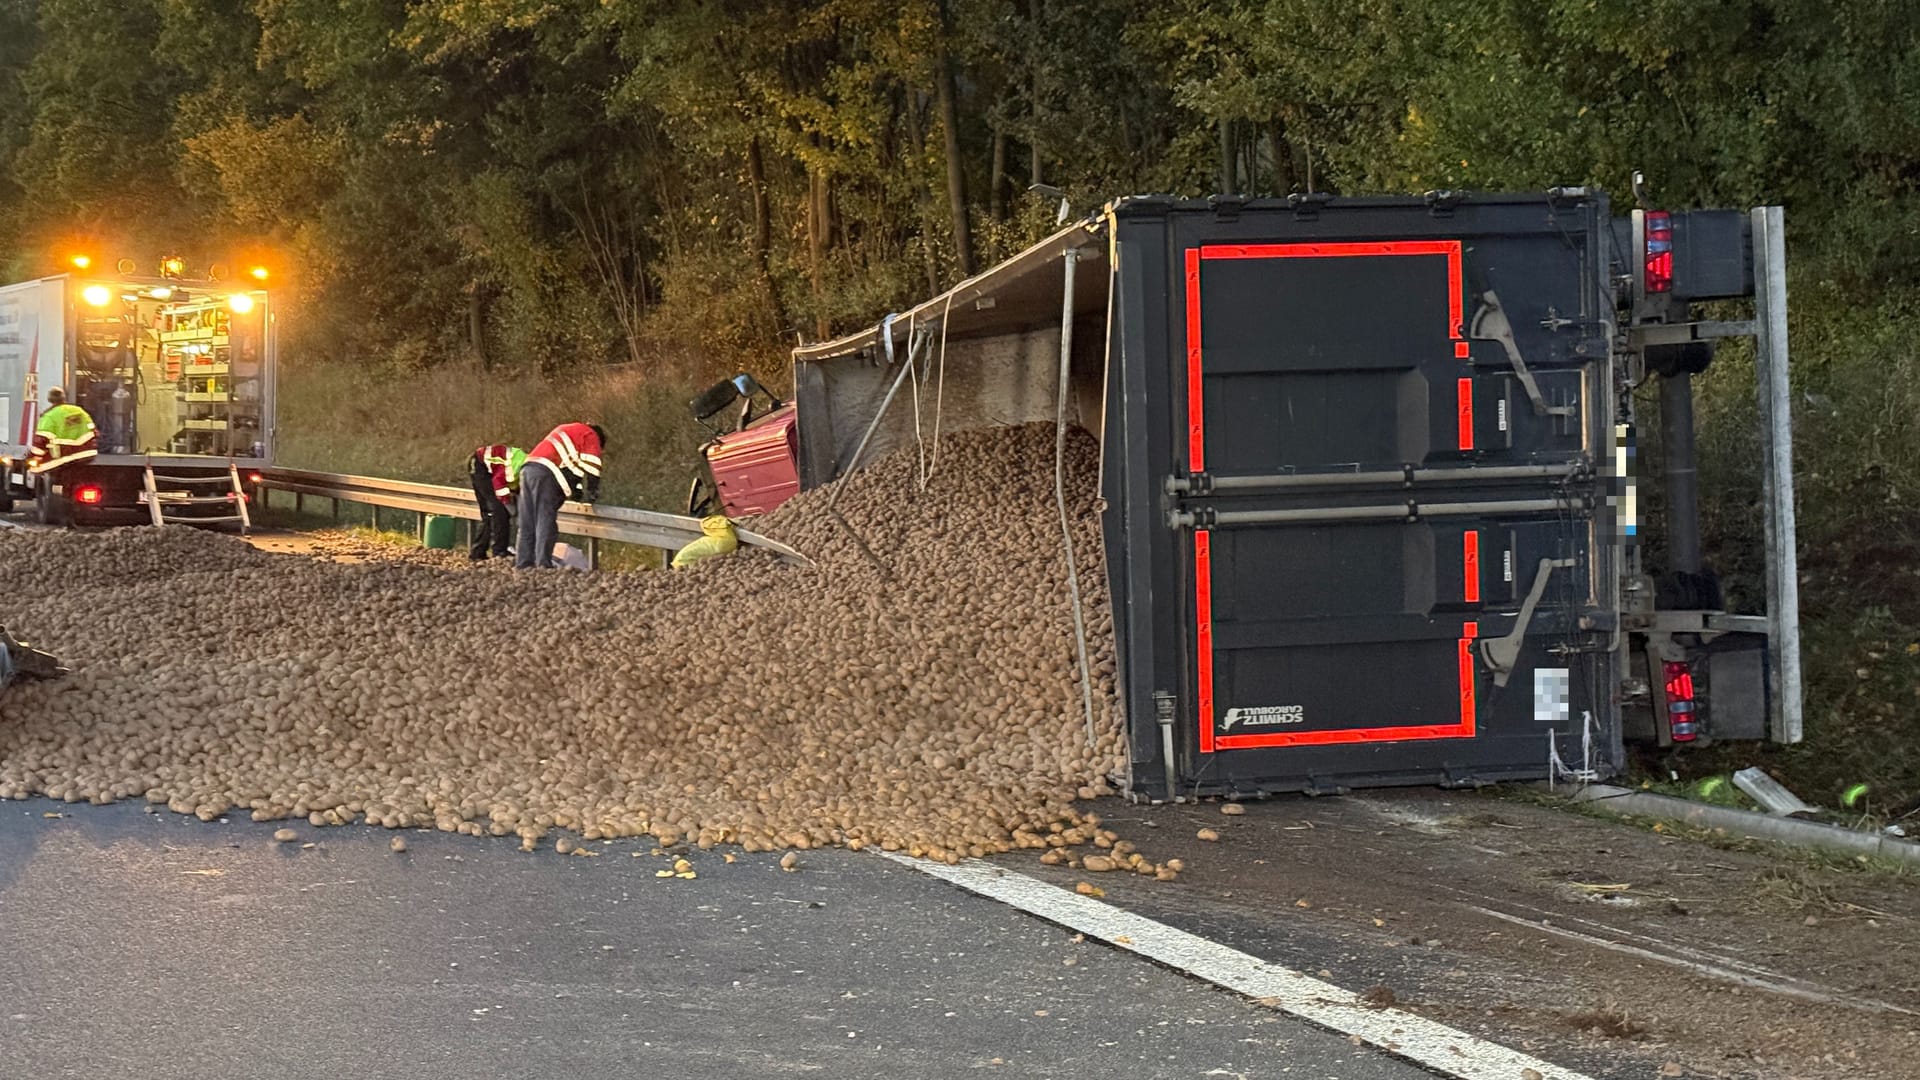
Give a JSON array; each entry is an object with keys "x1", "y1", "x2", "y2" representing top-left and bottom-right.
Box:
[
  {"x1": 469, "y1": 442, "x2": 526, "y2": 561},
  {"x1": 28, "y1": 389, "x2": 98, "y2": 474},
  {"x1": 516, "y1": 422, "x2": 606, "y2": 569}
]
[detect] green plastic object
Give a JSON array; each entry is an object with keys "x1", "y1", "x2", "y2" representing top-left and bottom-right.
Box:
[{"x1": 422, "y1": 514, "x2": 460, "y2": 550}]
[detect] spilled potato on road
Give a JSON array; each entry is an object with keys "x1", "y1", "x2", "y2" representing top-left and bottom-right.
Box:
[{"x1": 0, "y1": 425, "x2": 1170, "y2": 869}]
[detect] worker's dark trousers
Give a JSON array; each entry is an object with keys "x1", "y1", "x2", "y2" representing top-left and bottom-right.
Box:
[
  {"x1": 515, "y1": 465, "x2": 565, "y2": 569},
  {"x1": 469, "y1": 455, "x2": 512, "y2": 560}
]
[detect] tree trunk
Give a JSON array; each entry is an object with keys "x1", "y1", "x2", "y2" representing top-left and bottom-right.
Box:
[
  {"x1": 933, "y1": 4, "x2": 974, "y2": 279},
  {"x1": 904, "y1": 90, "x2": 941, "y2": 295},
  {"x1": 1268, "y1": 117, "x2": 1296, "y2": 194},
  {"x1": 467, "y1": 283, "x2": 487, "y2": 369},
  {"x1": 807, "y1": 162, "x2": 829, "y2": 340},
  {"x1": 989, "y1": 124, "x2": 1008, "y2": 224},
  {"x1": 1218, "y1": 117, "x2": 1236, "y2": 194},
  {"x1": 1028, "y1": 0, "x2": 1043, "y2": 188},
  {"x1": 745, "y1": 133, "x2": 788, "y2": 334}
]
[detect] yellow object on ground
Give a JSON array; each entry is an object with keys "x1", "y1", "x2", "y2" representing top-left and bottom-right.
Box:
[{"x1": 671, "y1": 515, "x2": 739, "y2": 568}]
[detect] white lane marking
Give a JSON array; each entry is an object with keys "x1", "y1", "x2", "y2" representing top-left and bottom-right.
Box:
[
  {"x1": 886, "y1": 854, "x2": 1595, "y2": 1080},
  {"x1": 1466, "y1": 905, "x2": 1919, "y2": 1017}
]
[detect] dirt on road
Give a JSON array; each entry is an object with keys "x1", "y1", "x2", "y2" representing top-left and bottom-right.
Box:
[{"x1": 1011, "y1": 788, "x2": 1919, "y2": 1080}]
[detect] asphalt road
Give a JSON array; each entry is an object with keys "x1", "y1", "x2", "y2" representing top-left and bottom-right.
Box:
[{"x1": 0, "y1": 800, "x2": 1435, "y2": 1080}]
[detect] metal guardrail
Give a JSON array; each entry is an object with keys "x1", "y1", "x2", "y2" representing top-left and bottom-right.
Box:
[{"x1": 255, "y1": 467, "x2": 807, "y2": 564}]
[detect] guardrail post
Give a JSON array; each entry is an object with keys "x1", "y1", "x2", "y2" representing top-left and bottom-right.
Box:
[
  {"x1": 295, "y1": 492, "x2": 304, "y2": 515},
  {"x1": 371, "y1": 505, "x2": 380, "y2": 531},
  {"x1": 587, "y1": 537, "x2": 600, "y2": 570}
]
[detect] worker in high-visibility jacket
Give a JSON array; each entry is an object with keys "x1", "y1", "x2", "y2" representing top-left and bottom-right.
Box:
[
  {"x1": 468, "y1": 442, "x2": 527, "y2": 561},
  {"x1": 515, "y1": 422, "x2": 606, "y2": 569},
  {"x1": 28, "y1": 389, "x2": 98, "y2": 475}
]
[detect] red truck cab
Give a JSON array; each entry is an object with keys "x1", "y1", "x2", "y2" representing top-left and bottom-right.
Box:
[{"x1": 687, "y1": 375, "x2": 802, "y2": 518}]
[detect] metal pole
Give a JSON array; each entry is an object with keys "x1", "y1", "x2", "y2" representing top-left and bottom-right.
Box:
[
  {"x1": 587, "y1": 537, "x2": 600, "y2": 570},
  {"x1": 371, "y1": 505, "x2": 380, "y2": 531},
  {"x1": 1053, "y1": 247, "x2": 1098, "y2": 749},
  {"x1": 1752, "y1": 206, "x2": 1802, "y2": 744},
  {"x1": 1175, "y1": 496, "x2": 1585, "y2": 529},
  {"x1": 1659, "y1": 373, "x2": 1703, "y2": 576},
  {"x1": 1171, "y1": 461, "x2": 1580, "y2": 494}
]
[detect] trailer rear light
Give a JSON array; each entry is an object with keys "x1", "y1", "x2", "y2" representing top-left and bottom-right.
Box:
[
  {"x1": 1644, "y1": 211, "x2": 1674, "y2": 294},
  {"x1": 246, "y1": 472, "x2": 263, "y2": 485},
  {"x1": 74, "y1": 484, "x2": 103, "y2": 505},
  {"x1": 1663, "y1": 659, "x2": 1698, "y2": 742}
]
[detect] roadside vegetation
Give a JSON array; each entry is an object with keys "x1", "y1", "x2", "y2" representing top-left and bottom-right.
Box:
[{"x1": 0, "y1": 0, "x2": 1915, "y2": 808}]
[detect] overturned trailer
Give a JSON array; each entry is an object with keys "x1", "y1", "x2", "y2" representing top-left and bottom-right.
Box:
[{"x1": 783, "y1": 191, "x2": 1799, "y2": 800}]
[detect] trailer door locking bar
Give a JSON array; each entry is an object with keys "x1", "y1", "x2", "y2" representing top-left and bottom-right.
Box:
[
  {"x1": 1470, "y1": 289, "x2": 1578, "y2": 419},
  {"x1": 1630, "y1": 319, "x2": 1758, "y2": 347},
  {"x1": 1165, "y1": 461, "x2": 1585, "y2": 496},
  {"x1": 1169, "y1": 495, "x2": 1590, "y2": 530},
  {"x1": 1478, "y1": 557, "x2": 1578, "y2": 687}
]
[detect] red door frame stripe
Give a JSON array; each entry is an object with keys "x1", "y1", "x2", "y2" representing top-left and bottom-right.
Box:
[
  {"x1": 1456, "y1": 377, "x2": 1474, "y2": 451},
  {"x1": 1184, "y1": 247, "x2": 1205, "y2": 471},
  {"x1": 1190, "y1": 239, "x2": 1476, "y2": 753},
  {"x1": 1195, "y1": 530, "x2": 1216, "y2": 754},
  {"x1": 1463, "y1": 530, "x2": 1481, "y2": 604},
  {"x1": 1458, "y1": 621, "x2": 1479, "y2": 733}
]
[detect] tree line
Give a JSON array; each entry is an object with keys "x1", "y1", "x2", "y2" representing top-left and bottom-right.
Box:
[
  {"x1": 1, "y1": 0, "x2": 1915, "y2": 373},
  {"x1": 3, "y1": 0, "x2": 1920, "y2": 793}
]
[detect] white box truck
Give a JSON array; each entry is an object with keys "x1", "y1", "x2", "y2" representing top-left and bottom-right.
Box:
[{"x1": 0, "y1": 271, "x2": 274, "y2": 527}]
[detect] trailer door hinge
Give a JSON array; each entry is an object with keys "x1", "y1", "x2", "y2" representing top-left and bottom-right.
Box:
[
  {"x1": 1166, "y1": 472, "x2": 1212, "y2": 496},
  {"x1": 1478, "y1": 557, "x2": 1578, "y2": 687},
  {"x1": 1287, "y1": 192, "x2": 1333, "y2": 220},
  {"x1": 1470, "y1": 290, "x2": 1578, "y2": 419}
]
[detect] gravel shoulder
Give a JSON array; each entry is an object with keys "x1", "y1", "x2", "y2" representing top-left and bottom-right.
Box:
[{"x1": 998, "y1": 789, "x2": 1920, "y2": 1080}]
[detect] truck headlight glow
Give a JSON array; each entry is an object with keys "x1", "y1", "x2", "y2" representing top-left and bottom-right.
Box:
[
  {"x1": 228, "y1": 294, "x2": 255, "y2": 314},
  {"x1": 82, "y1": 284, "x2": 113, "y2": 306}
]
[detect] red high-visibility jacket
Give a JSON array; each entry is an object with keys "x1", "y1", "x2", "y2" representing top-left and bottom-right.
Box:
[{"x1": 526, "y1": 423, "x2": 603, "y2": 499}]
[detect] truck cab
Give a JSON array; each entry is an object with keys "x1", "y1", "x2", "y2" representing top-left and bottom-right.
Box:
[{"x1": 686, "y1": 373, "x2": 800, "y2": 518}]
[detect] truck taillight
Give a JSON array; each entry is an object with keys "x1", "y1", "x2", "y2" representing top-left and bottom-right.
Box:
[
  {"x1": 74, "y1": 484, "x2": 103, "y2": 505},
  {"x1": 1645, "y1": 210, "x2": 1674, "y2": 294},
  {"x1": 1663, "y1": 659, "x2": 1698, "y2": 742}
]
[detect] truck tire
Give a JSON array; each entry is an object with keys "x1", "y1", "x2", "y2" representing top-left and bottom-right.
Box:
[
  {"x1": 32, "y1": 475, "x2": 68, "y2": 528},
  {"x1": 686, "y1": 475, "x2": 718, "y2": 517}
]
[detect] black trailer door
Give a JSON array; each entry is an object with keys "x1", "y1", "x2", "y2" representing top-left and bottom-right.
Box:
[{"x1": 1105, "y1": 196, "x2": 1619, "y2": 797}]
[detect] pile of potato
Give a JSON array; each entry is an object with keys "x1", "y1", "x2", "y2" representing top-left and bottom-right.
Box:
[{"x1": 0, "y1": 424, "x2": 1131, "y2": 862}]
